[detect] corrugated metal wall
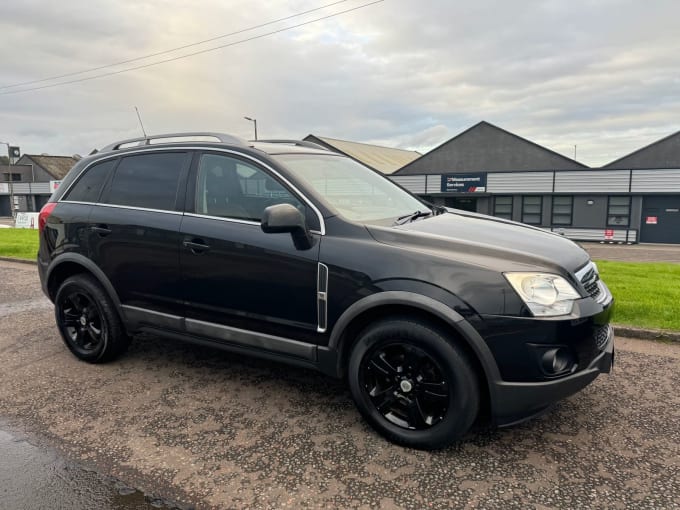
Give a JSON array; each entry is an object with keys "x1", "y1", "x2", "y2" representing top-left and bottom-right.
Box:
[
  {"x1": 487, "y1": 172, "x2": 553, "y2": 193},
  {"x1": 554, "y1": 170, "x2": 630, "y2": 192},
  {"x1": 631, "y1": 169, "x2": 680, "y2": 192},
  {"x1": 390, "y1": 175, "x2": 426, "y2": 194},
  {"x1": 0, "y1": 182, "x2": 51, "y2": 194}
]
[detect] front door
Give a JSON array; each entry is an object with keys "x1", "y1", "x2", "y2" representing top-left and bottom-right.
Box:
[
  {"x1": 640, "y1": 196, "x2": 680, "y2": 244},
  {"x1": 180, "y1": 151, "x2": 321, "y2": 345}
]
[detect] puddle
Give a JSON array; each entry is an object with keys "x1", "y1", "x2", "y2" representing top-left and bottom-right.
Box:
[{"x1": 0, "y1": 429, "x2": 188, "y2": 509}]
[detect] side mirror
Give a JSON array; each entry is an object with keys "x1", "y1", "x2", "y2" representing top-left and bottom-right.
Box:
[{"x1": 261, "y1": 203, "x2": 313, "y2": 250}]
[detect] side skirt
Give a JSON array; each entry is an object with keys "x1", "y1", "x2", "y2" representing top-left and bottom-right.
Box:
[{"x1": 121, "y1": 304, "x2": 341, "y2": 376}]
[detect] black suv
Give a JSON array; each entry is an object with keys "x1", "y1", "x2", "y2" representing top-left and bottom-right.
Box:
[{"x1": 38, "y1": 132, "x2": 614, "y2": 449}]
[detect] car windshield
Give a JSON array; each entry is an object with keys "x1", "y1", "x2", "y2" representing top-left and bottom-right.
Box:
[{"x1": 274, "y1": 154, "x2": 428, "y2": 224}]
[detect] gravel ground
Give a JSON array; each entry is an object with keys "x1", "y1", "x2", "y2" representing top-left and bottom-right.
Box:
[{"x1": 0, "y1": 259, "x2": 678, "y2": 509}]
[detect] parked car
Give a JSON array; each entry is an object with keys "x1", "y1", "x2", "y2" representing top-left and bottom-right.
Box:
[{"x1": 37, "y1": 133, "x2": 614, "y2": 449}]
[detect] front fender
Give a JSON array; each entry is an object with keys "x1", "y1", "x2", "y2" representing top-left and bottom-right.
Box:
[{"x1": 318, "y1": 290, "x2": 502, "y2": 408}]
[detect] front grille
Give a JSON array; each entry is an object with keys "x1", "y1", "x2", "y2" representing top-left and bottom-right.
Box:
[
  {"x1": 594, "y1": 325, "x2": 611, "y2": 350},
  {"x1": 580, "y1": 267, "x2": 602, "y2": 300}
]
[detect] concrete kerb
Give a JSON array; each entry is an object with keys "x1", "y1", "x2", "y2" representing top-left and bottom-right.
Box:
[
  {"x1": 0, "y1": 256, "x2": 37, "y2": 266},
  {"x1": 2, "y1": 256, "x2": 679, "y2": 343}
]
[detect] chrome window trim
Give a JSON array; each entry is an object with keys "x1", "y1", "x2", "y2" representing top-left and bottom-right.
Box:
[
  {"x1": 184, "y1": 212, "x2": 259, "y2": 227},
  {"x1": 183, "y1": 212, "x2": 322, "y2": 235},
  {"x1": 94, "y1": 203, "x2": 183, "y2": 215},
  {"x1": 58, "y1": 146, "x2": 327, "y2": 235}
]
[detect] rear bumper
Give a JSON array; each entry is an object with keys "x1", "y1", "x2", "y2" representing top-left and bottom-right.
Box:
[
  {"x1": 37, "y1": 256, "x2": 50, "y2": 300},
  {"x1": 491, "y1": 325, "x2": 614, "y2": 426}
]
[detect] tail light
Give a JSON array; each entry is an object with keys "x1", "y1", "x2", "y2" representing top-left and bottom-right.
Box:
[{"x1": 38, "y1": 202, "x2": 57, "y2": 233}]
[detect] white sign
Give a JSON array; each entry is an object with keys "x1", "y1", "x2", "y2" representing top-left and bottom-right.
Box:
[
  {"x1": 50, "y1": 180, "x2": 62, "y2": 192},
  {"x1": 0, "y1": 183, "x2": 8, "y2": 193},
  {"x1": 15, "y1": 212, "x2": 39, "y2": 229}
]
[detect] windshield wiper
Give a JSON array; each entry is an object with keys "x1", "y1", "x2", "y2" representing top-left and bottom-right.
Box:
[{"x1": 394, "y1": 209, "x2": 433, "y2": 225}]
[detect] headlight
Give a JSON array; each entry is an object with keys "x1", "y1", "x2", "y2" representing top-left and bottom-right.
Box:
[{"x1": 504, "y1": 273, "x2": 582, "y2": 317}]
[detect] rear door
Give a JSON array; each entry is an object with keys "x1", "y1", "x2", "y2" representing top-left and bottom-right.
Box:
[
  {"x1": 88, "y1": 150, "x2": 191, "y2": 320},
  {"x1": 180, "y1": 151, "x2": 321, "y2": 345}
]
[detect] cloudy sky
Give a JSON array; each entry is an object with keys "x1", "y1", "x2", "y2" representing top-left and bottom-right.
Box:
[{"x1": 1, "y1": 0, "x2": 679, "y2": 166}]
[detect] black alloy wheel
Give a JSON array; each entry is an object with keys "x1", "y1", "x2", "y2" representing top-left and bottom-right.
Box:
[
  {"x1": 361, "y1": 343, "x2": 450, "y2": 430},
  {"x1": 54, "y1": 274, "x2": 130, "y2": 363},
  {"x1": 58, "y1": 290, "x2": 106, "y2": 355},
  {"x1": 348, "y1": 319, "x2": 480, "y2": 450}
]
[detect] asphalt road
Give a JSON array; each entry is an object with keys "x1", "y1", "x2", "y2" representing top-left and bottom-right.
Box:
[{"x1": 0, "y1": 259, "x2": 678, "y2": 510}]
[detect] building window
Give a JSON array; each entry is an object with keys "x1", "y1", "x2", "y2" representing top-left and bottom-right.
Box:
[
  {"x1": 607, "y1": 196, "x2": 631, "y2": 227},
  {"x1": 522, "y1": 196, "x2": 542, "y2": 225},
  {"x1": 551, "y1": 196, "x2": 573, "y2": 226},
  {"x1": 2, "y1": 172, "x2": 21, "y2": 182},
  {"x1": 493, "y1": 196, "x2": 513, "y2": 220}
]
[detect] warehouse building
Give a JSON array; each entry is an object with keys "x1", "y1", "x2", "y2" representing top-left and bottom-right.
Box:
[
  {"x1": 0, "y1": 154, "x2": 77, "y2": 216},
  {"x1": 390, "y1": 122, "x2": 680, "y2": 244}
]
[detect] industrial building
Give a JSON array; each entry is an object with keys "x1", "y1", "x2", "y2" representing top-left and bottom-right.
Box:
[
  {"x1": 388, "y1": 122, "x2": 680, "y2": 244},
  {"x1": 0, "y1": 154, "x2": 77, "y2": 216}
]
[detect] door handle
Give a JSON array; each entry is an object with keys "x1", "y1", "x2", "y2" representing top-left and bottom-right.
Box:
[
  {"x1": 91, "y1": 225, "x2": 111, "y2": 236},
  {"x1": 183, "y1": 238, "x2": 210, "y2": 253}
]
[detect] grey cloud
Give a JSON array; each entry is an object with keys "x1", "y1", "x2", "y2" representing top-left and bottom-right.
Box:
[{"x1": 0, "y1": 0, "x2": 679, "y2": 166}]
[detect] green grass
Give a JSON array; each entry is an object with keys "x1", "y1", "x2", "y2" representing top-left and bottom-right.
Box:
[
  {"x1": 0, "y1": 228, "x2": 39, "y2": 260},
  {"x1": 596, "y1": 260, "x2": 680, "y2": 331}
]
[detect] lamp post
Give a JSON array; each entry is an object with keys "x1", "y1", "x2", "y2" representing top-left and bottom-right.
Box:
[
  {"x1": 0, "y1": 142, "x2": 16, "y2": 219},
  {"x1": 244, "y1": 116, "x2": 258, "y2": 141}
]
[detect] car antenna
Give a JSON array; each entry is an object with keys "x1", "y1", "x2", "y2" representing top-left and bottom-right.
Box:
[{"x1": 134, "y1": 106, "x2": 148, "y2": 140}]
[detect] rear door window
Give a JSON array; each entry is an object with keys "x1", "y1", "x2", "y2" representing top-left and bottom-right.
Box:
[
  {"x1": 102, "y1": 152, "x2": 189, "y2": 211},
  {"x1": 63, "y1": 159, "x2": 116, "y2": 203}
]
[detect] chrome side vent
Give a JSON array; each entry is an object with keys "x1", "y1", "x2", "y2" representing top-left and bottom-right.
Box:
[{"x1": 317, "y1": 263, "x2": 329, "y2": 333}]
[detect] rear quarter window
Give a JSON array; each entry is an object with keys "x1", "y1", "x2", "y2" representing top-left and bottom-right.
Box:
[{"x1": 62, "y1": 159, "x2": 116, "y2": 203}]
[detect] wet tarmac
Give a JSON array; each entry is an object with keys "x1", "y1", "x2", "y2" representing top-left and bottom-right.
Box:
[{"x1": 0, "y1": 427, "x2": 185, "y2": 510}]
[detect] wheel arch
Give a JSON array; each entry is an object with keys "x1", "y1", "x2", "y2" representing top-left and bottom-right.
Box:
[
  {"x1": 46, "y1": 253, "x2": 123, "y2": 313},
  {"x1": 322, "y1": 291, "x2": 501, "y2": 416}
]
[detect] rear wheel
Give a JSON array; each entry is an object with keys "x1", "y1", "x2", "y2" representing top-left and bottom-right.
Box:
[
  {"x1": 54, "y1": 274, "x2": 130, "y2": 363},
  {"x1": 348, "y1": 319, "x2": 479, "y2": 450}
]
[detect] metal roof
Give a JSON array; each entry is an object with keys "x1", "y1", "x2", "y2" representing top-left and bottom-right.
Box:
[
  {"x1": 17, "y1": 154, "x2": 78, "y2": 179},
  {"x1": 303, "y1": 135, "x2": 421, "y2": 174}
]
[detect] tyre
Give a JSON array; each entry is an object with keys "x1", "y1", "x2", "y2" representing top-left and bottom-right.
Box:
[
  {"x1": 54, "y1": 274, "x2": 130, "y2": 363},
  {"x1": 348, "y1": 319, "x2": 480, "y2": 450}
]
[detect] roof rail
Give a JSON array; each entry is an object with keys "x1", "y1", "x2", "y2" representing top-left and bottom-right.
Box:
[
  {"x1": 100, "y1": 132, "x2": 247, "y2": 152},
  {"x1": 255, "y1": 139, "x2": 329, "y2": 151}
]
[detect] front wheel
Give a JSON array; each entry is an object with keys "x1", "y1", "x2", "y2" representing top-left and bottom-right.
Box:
[
  {"x1": 348, "y1": 319, "x2": 480, "y2": 450},
  {"x1": 54, "y1": 274, "x2": 130, "y2": 363}
]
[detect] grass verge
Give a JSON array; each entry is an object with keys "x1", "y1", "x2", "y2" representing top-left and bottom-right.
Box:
[
  {"x1": 0, "y1": 228, "x2": 39, "y2": 260},
  {"x1": 596, "y1": 260, "x2": 680, "y2": 331}
]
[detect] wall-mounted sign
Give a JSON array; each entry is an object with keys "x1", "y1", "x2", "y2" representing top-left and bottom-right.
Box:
[
  {"x1": 604, "y1": 229, "x2": 614, "y2": 240},
  {"x1": 440, "y1": 173, "x2": 487, "y2": 193},
  {"x1": 646, "y1": 216, "x2": 658, "y2": 224},
  {"x1": 666, "y1": 209, "x2": 679, "y2": 213},
  {"x1": 50, "y1": 180, "x2": 62, "y2": 192}
]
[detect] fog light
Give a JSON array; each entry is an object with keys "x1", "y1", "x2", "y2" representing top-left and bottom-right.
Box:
[{"x1": 541, "y1": 348, "x2": 575, "y2": 375}]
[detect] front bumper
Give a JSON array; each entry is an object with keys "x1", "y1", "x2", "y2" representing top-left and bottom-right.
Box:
[{"x1": 491, "y1": 324, "x2": 614, "y2": 426}]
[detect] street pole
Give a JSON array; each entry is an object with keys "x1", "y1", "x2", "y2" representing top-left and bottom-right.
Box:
[
  {"x1": 244, "y1": 116, "x2": 258, "y2": 140},
  {"x1": 0, "y1": 142, "x2": 15, "y2": 220}
]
